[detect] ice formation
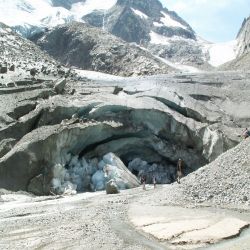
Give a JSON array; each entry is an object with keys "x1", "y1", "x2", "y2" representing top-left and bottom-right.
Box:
[{"x1": 50, "y1": 152, "x2": 140, "y2": 195}]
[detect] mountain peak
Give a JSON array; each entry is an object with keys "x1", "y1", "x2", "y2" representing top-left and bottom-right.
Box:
[{"x1": 116, "y1": 0, "x2": 163, "y2": 17}]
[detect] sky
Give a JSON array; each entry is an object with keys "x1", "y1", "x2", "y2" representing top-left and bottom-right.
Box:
[{"x1": 160, "y1": 0, "x2": 250, "y2": 43}]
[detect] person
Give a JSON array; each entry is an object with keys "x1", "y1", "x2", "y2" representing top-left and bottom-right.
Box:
[
  {"x1": 242, "y1": 128, "x2": 250, "y2": 139},
  {"x1": 141, "y1": 175, "x2": 146, "y2": 190},
  {"x1": 176, "y1": 158, "x2": 184, "y2": 184},
  {"x1": 152, "y1": 176, "x2": 156, "y2": 189}
]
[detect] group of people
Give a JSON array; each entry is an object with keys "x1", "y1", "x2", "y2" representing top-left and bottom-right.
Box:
[{"x1": 140, "y1": 158, "x2": 184, "y2": 190}]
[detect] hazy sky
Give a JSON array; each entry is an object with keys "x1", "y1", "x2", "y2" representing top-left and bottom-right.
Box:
[{"x1": 160, "y1": 0, "x2": 250, "y2": 43}]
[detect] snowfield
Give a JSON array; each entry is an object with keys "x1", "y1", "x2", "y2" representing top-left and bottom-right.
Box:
[{"x1": 208, "y1": 40, "x2": 237, "y2": 67}]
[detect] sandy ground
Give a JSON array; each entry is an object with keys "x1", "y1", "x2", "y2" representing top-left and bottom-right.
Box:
[{"x1": 0, "y1": 185, "x2": 249, "y2": 250}]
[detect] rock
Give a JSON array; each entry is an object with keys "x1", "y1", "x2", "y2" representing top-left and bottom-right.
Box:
[
  {"x1": 30, "y1": 68, "x2": 37, "y2": 77},
  {"x1": 27, "y1": 174, "x2": 44, "y2": 196},
  {"x1": 113, "y1": 86, "x2": 123, "y2": 95},
  {"x1": 9, "y1": 64, "x2": 15, "y2": 71},
  {"x1": 54, "y1": 78, "x2": 66, "y2": 94},
  {"x1": 0, "y1": 138, "x2": 16, "y2": 158},
  {"x1": 103, "y1": 153, "x2": 140, "y2": 189},
  {"x1": 106, "y1": 179, "x2": 120, "y2": 194},
  {"x1": 0, "y1": 65, "x2": 7, "y2": 74}
]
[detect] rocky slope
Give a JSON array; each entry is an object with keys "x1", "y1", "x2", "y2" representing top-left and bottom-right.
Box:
[
  {"x1": 33, "y1": 22, "x2": 173, "y2": 76},
  {"x1": 0, "y1": 22, "x2": 75, "y2": 82},
  {"x1": 143, "y1": 137, "x2": 250, "y2": 208},
  {"x1": 0, "y1": 69, "x2": 250, "y2": 195}
]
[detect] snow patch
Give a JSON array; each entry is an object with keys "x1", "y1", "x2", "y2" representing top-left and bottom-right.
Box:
[
  {"x1": 153, "y1": 22, "x2": 163, "y2": 27},
  {"x1": 150, "y1": 31, "x2": 170, "y2": 45},
  {"x1": 131, "y1": 8, "x2": 148, "y2": 19},
  {"x1": 160, "y1": 11, "x2": 187, "y2": 30},
  {"x1": 71, "y1": 0, "x2": 117, "y2": 18},
  {"x1": 75, "y1": 69, "x2": 125, "y2": 81}
]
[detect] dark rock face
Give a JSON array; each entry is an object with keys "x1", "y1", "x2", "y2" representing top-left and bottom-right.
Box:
[
  {"x1": 110, "y1": 6, "x2": 150, "y2": 44},
  {"x1": 34, "y1": 22, "x2": 173, "y2": 76}
]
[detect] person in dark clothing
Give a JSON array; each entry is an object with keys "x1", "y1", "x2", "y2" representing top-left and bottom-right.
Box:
[
  {"x1": 176, "y1": 158, "x2": 184, "y2": 184},
  {"x1": 141, "y1": 175, "x2": 146, "y2": 190},
  {"x1": 152, "y1": 176, "x2": 156, "y2": 189},
  {"x1": 242, "y1": 128, "x2": 250, "y2": 139}
]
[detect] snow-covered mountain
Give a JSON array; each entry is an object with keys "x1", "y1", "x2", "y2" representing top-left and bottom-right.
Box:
[
  {"x1": 0, "y1": 0, "x2": 239, "y2": 68},
  {"x1": 0, "y1": 0, "x2": 117, "y2": 37}
]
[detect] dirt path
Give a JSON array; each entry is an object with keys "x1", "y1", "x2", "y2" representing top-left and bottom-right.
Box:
[{"x1": 0, "y1": 186, "x2": 249, "y2": 250}]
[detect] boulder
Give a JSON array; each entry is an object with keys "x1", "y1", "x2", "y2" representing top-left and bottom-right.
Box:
[
  {"x1": 30, "y1": 68, "x2": 37, "y2": 77},
  {"x1": 106, "y1": 179, "x2": 119, "y2": 194},
  {"x1": 103, "y1": 153, "x2": 140, "y2": 189},
  {"x1": 9, "y1": 64, "x2": 15, "y2": 71},
  {"x1": 0, "y1": 65, "x2": 7, "y2": 74},
  {"x1": 54, "y1": 78, "x2": 66, "y2": 94}
]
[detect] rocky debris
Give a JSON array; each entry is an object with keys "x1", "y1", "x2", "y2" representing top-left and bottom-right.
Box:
[
  {"x1": 106, "y1": 179, "x2": 120, "y2": 194},
  {"x1": 141, "y1": 138, "x2": 250, "y2": 209},
  {"x1": 180, "y1": 138, "x2": 250, "y2": 206},
  {"x1": 0, "y1": 22, "x2": 72, "y2": 81},
  {"x1": 33, "y1": 22, "x2": 174, "y2": 76}
]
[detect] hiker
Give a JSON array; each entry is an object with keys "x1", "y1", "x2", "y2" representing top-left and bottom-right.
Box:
[
  {"x1": 141, "y1": 175, "x2": 146, "y2": 190},
  {"x1": 176, "y1": 158, "x2": 184, "y2": 184},
  {"x1": 242, "y1": 128, "x2": 250, "y2": 139},
  {"x1": 152, "y1": 176, "x2": 156, "y2": 189}
]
